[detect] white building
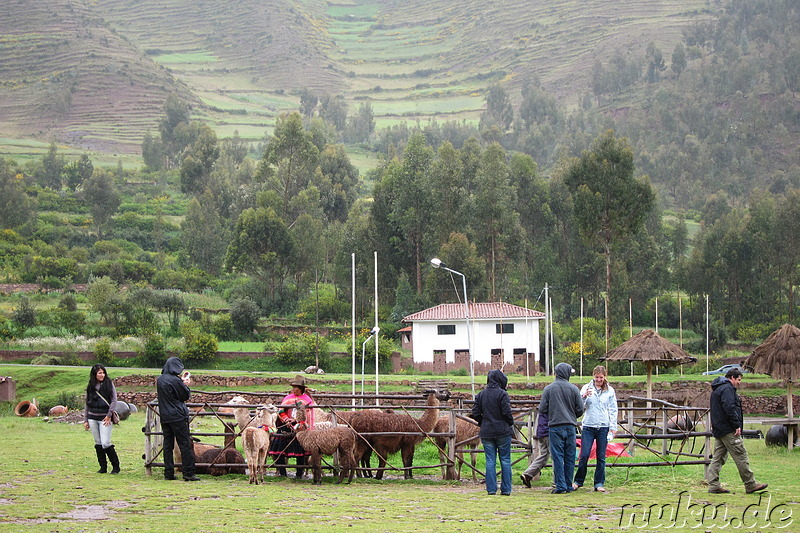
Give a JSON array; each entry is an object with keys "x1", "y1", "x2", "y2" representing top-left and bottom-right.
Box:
[{"x1": 402, "y1": 302, "x2": 545, "y2": 374}]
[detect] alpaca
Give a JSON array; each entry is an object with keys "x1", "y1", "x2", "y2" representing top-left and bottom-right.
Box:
[
  {"x1": 433, "y1": 415, "x2": 480, "y2": 481},
  {"x1": 293, "y1": 402, "x2": 357, "y2": 485},
  {"x1": 242, "y1": 405, "x2": 278, "y2": 484},
  {"x1": 195, "y1": 446, "x2": 247, "y2": 476},
  {"x1": 174, "y1": 440, "x2": 246, "y2": 476},
  {"x1": 347, "y1": 392, "x2": 441, "y2": 480},
  {"x1": 241, "y1": 405, "x2": 279, "y2": 484}
]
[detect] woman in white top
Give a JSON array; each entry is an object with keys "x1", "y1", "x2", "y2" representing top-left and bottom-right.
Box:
[{"x1": 572, "y1": 365, "x2": 618, "y2": 492}]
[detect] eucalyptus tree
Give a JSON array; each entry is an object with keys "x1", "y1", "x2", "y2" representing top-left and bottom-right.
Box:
[
  {"x1": 81, "y1": 168, "x2": 121, "y2": 240},
  {"x1": 0, "y1": 158, "x2": 36, "y2": 229},
  {"x1": 316, "y1": 143, "x2": 359, "y2": 222},
  {"x1": 427, "y1": 141, "x2": 467, "y2": 246},
  {"x1": 471, "y1": 142, "x2": 520, "y2": 300},
  {"x1": 224, "y1": 205, "x2": 294, "y2": 298},
  {"x1": 774, "y1": 190, "x2": 800, "y2": 320},
  {"x1": 562, "y1": 130, "x2": 654, "y2": 340},
  {"x1": 179, "y1": 123, "x2": 220, "y2": 195},
  {"x1": 395, "y1": 132, "x2": 437, "y2": 293},
  {"x1": 181, "y1": 194, "x2": 229, "y2": 275},
  {"x1": 257, "y1": 112, "x2": 320, "y2": 221}
]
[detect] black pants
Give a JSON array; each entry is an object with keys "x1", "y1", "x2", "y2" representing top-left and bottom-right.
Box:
[{"x1": 162, "y1": 420, "x2": 195, "y2": 478}]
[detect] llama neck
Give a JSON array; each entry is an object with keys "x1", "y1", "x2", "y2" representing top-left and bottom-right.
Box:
[{"x1": 419, "y1": 395, "x2": 440, "y2": 432}]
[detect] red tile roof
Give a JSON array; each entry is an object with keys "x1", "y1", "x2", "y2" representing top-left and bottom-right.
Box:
[{"x1": 403, "y1": 302, "x2": 545, "y2": 322}]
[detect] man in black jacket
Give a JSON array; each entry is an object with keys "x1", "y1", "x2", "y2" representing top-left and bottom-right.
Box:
[
  {"x1": 706, "y1": 368, "x2": 767, "y2": 494},
  {"x1": 157, "y1": 357, "x2": 199, "y2": 481},
  {"x1": 470, "y1": 369, "x2": 514, "y2": 495},
  {"x1": 540, "y1": 362, "x2": 583, "y2": 494}
]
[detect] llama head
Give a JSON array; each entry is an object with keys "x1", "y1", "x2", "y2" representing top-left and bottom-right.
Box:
[{"x1": 229, "y1": 395, "x2": 248, "y2": 405}]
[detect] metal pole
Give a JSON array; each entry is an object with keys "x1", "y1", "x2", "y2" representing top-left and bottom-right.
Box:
[
  {"x1": 461, "y1": 273, "x2": 474, "y2": 396},
  {"x1": 374, "y1": 251, "x2": 379, "y2": 405},
  {"x1": 351, "y1": 253, "x2": 356, "y2": 406},
  {"x1": 544, "y1": 283, "x2": 550, "y2": 375},
  {"x1": 580, "y1": 297, "x2": 584, "y2": 378}
]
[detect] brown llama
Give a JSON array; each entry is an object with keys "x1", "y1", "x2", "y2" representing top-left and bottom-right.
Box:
[
  {"x1": 293, "y1": 402, "x2": 358, "y2": 485},
  {"x1": 348, "y1": 391, "x2": 442, "y2": 480},
  {"x1": 433, "y1": 415, "x2": 480, "y2": 481}
]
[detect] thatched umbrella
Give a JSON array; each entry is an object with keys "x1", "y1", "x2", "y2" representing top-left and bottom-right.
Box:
[
  {"x1": 743, "y1": 323, "x2": 800, "y2": 420},
  {"x1": 601, "y1": 329, "x2": 696, "y2": 399}
]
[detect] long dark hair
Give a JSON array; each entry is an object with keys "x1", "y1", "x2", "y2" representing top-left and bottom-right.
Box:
[{"x1": 87, "y1": 364, "x2": 113, "y2": 399}]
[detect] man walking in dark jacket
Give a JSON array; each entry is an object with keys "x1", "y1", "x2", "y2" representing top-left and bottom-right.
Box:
[
  {"x1": 157, "y1": 357, "x2": 199, "y2": 481},
  {"x1": 540, "y1": 362, "x2": 583, "y2": 494},
  {"x1": 706, "y1": 368, "x2": 767, "y2": 494},
  {"x1": 470, "y1": 369, "x2": 514, "y2": 495}
]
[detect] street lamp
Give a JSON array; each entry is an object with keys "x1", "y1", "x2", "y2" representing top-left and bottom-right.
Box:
[{"x1": 430, "y1": 258, "x2": 475, "y2": 396}]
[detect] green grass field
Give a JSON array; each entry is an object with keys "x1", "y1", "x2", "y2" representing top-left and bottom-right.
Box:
[{"x1": 0, "y1": 363, "x2": 796, "y2": 532}]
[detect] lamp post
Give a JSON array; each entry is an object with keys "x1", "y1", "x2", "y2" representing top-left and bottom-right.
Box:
[{"x1": 431, "y1": 258, "x2": 475, "y2": 396}]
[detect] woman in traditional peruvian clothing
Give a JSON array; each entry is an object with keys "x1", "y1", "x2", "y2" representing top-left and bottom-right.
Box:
[{"x1": 267, "y1": 375, "x2": 314, "y2": 478}]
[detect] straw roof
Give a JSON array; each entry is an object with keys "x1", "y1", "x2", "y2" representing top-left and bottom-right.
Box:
[
  {"x1": 743, "y1": 323, "x2": 800, "y2": 382},
  {"x1": 601, "y1": 329, "x2": 696, "y2": 365}
]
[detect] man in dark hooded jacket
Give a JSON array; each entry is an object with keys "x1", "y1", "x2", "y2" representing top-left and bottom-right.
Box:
[
  {"x1": 706, "y1": 368, "x2": 767, "y2": 494},
  {"x1": 470, "y1": 369, "x2": 514, "y2": 495},
  {"x1": 540, "y1": 362, "x2": 583, "y2": 494},
  {"x1": 156, "y1": 357, "x2": 199, "y2": 481}
]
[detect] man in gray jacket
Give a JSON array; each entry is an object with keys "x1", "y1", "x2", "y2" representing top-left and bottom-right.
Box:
[{"x1": 540, "y1": 362, "x2": 584, "y2": 493}]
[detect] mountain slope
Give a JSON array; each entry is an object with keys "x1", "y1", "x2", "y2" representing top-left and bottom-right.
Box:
[
  {"x1": 0, "y1": 0, "x2": 714, "y2": 154},
  {"x1": 0, "y1": 0, "x2": 194, "y2": 154}
]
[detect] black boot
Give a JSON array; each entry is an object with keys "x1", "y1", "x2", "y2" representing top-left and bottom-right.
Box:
[
  {"x1": 95, "y1": 445, "x2": 107, "y2": 473},
  {"x1": 105, "y1": 445, "x2": 121, "y2": 474},
  {"x1": 295, "y1": 456, "x2": 306, "y2": 479}
]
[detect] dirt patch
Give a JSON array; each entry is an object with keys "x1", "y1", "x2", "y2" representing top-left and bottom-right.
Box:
[{"x1": 57, "y1": 500, "x2": 133, "y2": 521}]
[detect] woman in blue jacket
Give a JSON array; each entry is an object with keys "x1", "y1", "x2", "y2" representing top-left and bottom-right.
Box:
[{"x1": 470, "y1": 369, "x2": 514, "y2": 495}]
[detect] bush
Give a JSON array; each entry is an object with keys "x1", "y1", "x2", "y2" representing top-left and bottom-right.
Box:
[
  {"x1": 183, "y1": 332, "x2": 218, "y2": 365},
  {"x1": 276, "y1": 332, "x2": 330, "y2": 368},
  {"x1": 11, "y1": 297, "x2": 36, "y2": 329},
  {"x1": 138, "y1": 334, "x2": 168, "y2": 368},
  {"x1": 31, "y1": 354, "x2": 64, "y2": 365},
  {"x1": 229, "y1": 299, "x2": 261, "y2": 334},
  {"x1": 94, "y1": 338, "x2": 115, "y2": 366},
  {"x1": 204, "y1": 313, "x2": 234, "y2": 341}
]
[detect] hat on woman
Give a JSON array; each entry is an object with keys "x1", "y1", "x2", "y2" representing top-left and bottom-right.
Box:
[{"x1": 290, "y1": 375, "x2": 306, "y2": 389}]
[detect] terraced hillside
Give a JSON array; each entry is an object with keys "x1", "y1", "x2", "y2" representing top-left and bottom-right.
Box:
[
  {"x1": 0, "y1": 0, "x2": 715, "y2": 155},
  {"x1": 0, "y1": 0, "x2": 194, "y2": 154}
]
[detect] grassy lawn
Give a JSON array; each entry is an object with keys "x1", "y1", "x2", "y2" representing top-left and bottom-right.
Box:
[{"x1": 0, "y1": 366, "x2": 796, "y2": 532}]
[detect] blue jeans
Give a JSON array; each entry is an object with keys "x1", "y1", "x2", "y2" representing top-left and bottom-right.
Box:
[
  {"x1": 482, "y1": 435, "x2": 512, "y2": 495},
  {"x1": 549, "y1": 424, "x2": 577, "y2": 492},
  {"x1": 574, "y1": 426, "x2": 608, "y2": 488}
]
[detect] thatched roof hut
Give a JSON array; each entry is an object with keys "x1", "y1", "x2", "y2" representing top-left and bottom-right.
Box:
[
  {"x1": 743, "y1": 323, "x2": 800, "y2": 383},
  {"x1": 744, "y1": 323, "x2": 800, "y2": 421},
  {"x1": 602, "y1": 329, "x2": 696, "y2": 399}
]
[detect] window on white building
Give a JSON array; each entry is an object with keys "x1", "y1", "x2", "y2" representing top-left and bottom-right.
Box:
[
  {"x1": 496, "y1": 323, "x2": 514, "y2": 334},
  {"x1": 437, "y1": 324, "x2": 456, "y2": 335}
]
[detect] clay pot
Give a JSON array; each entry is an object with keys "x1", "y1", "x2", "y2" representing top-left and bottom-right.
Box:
[
  {"x1": 114, "y1": 401, "x2": 131, "y2": 421},
  {"x1": 48, "y1": 405, "x2": 69, "y2": 416},
  {"x1": 14, "y1": 400, "x2": 39, "y2": 417}
]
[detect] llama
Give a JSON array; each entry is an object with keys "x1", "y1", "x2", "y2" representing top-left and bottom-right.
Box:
[
  {"x1": 242, "y1": 405, "x2": 279, "y2": 484},
  {"x1": 347, "y1": 392, "x2": 441, "y2": 480},
  {"x1": 333, "y1": 408, "x2": 393, "y2": 478},
  {"x1": 433, "y1": 415, "x2": 480, "y2": 481},
  {"x1": 229, "y1": 395, "x2": 258, "y2": 431},
  {"x1": 293, "y1": 402, "x2": 357, "y2": 485}
]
